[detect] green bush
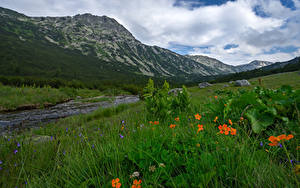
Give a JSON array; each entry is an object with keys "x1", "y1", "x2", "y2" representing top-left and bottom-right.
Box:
[{"x1": 143, "y1": 79, "x2": 190, "y2": 121}]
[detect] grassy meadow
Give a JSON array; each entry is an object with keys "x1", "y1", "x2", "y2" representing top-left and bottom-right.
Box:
[
  {"x1": 0, "y1": 71, "x2": 299, "y2": 187},
  {"x1": 0, "y1": 84, "x2": 105, "y2": 111}
]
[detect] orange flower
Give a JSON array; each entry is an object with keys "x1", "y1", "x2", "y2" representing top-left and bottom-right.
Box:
[
  {"x1": 195, "y1": 113, "x2": 201, "y2": 120},
  {"x1": 169, "y1": 124, "x2": 176, "y2": 129},
  {"x1": 277, "y1": 134, "x2": 287, "y2": 140},
  {"x1": 214, "y1": 96, "x2": 218, "y2": 99},
  {"x1": 213, "y1": 116, "x2": 218, "y2": 122},
  {"x1": 228, "y1": 119, "x2": 232, "y2": 125},
  {"x1": 174, "y1": 117, "x2": 179, "y2": 121},
  {"x1": 224, "y1": 127, "x2": 230, "y2": 135},
  {"x1": 230, "y1": 128, "x2": 236, "y2": 135},
  {"x1": 224, "y1": 104, "x2": 227, "y2": 107},
  {"x1": 196, "y1": 143, "x2": 200, "y2": 147},
  {"x1": 112, "y1": 178, "x2": 121, "y2": 188},
  {"x1": 218, "y1": 125, "x2": 224, "y2": 134},
  {"x1": 240, "y1": 117, "x2": 244, "y2": 121},
  {"x1": 269, "y1": 142, "x2": 278, "y2": 146},
  {"x1": 197, "y1": 124, "x2": 204, "y2": 133},
  {"x1": 149, "y1": 121, "x2": 153, "y2": 124},
  {"x1": 286, "y1": 134, "x2": 294, "y2": 140},
  {"x1": 131, "y1": 179, "x2": 142, "y2": 188},
  {"x1": 154, "y1": 121, "x2": 159, "y2": 125}
]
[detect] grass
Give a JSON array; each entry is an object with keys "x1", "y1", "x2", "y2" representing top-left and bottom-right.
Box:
[
  {"x1": 0, "y1": 71, "x2": 299, "y2": 187},
  {"x1": 0, "y1": 84, "x2": 103, "y2": 111}
]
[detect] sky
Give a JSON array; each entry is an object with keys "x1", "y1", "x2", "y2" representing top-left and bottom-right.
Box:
[{"x1": 1, "y1": 0, "x2": 300, "y2": 65}]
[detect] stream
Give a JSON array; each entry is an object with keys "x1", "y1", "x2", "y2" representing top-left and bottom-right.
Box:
[{"x1": 0, "y1": 95, "x2": 139, "y2": 134}]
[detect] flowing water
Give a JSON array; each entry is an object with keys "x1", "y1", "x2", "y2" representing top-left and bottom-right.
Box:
[{"x1": 0, "y1": 95, "x2": 139, "y2": 134}]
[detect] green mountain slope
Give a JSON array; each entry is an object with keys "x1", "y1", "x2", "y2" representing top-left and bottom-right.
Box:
[{"x1": 0, "y1": 7, "x2": 219, "y2": 83}]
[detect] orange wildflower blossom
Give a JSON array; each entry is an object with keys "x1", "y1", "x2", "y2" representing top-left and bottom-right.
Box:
[
  {"x1": 132, "y1": 179, "x2": 142, "y2": 188},
  {"x1": 268, "y1": 134, "x2": 294, "y2": 146},
  {"x1": 170, "y1": 124, "x2": 176, "y2": 129},
  {"x1": 149, "y1": 121, "x2": 153, "y2": 124},
  {"x1": 112, "y1": 178, "x2": 121, "y2": 188},
  {"x1": 230, "y1": 128, "x2": 236, "y2": 135},
  {"x1": 197, "y1": 124, "x2": 204, "y2": 133},
  {"x1": 195, "y1": 113, "x2": 201, "y2": 120},
  {"x1": 214, "y1": 96, "x2": 218, "y2": 99},
  {"x1": 218, "y1": 124, "x2": 236, "y2": 135},
  {"x1": 228, "y1": 119, "x2": 232, "y2": 125},
  {"x1": 154, "y1": 121, "x2": 159, "y2": 125},
  {"x1": 213, "y1": 116, "x2": 218, "y2": 122},
  {"x1": 174, "y1": 117, "x2": 180, "y2": 121}
]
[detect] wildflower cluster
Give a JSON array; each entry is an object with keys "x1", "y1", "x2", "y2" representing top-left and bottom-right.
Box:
[
  {"x1": 218, "y1": 124, "x2": 236, "y2": 135},
  {"x1": 268, "y1": 134, "x2": 294, "y2": 146},
  {"x1": 149, "y1": 121, "x2": 159, "y2": 125},
  {"x1": 112, "y1": 178, "x2": 121, "y2": 188}
]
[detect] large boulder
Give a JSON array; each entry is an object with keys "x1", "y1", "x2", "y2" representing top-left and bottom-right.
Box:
[
  {"x1": 198, "y1": 82, "x2": 212, "y2": 89},
  {"x1": 168, "y1": 88, "x2": 183, "y2": 96},
  {"x1": 235, "y1": 80, "x2": 251, "y2": 86}
]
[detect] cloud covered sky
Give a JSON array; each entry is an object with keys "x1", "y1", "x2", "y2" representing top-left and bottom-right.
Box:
[{"x1": 1, "y1": 0, "x2": 300, "y2": 65}]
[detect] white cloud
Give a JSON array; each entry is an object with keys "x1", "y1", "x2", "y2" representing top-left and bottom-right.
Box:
[{"x1": 0, "y1": 0, "x2": 299, "y2": 65}]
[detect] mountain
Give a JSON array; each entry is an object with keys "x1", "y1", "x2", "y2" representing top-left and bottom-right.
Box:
[
  {"x1": 184, "y1": 56, "x2": 275, "y2": 73},
  {"x1": 235, "y1": 60, "x2": 274, "y2": 72},
  {"x1": 211, "y1": 57, "x2": 300, "y2": 84},
  {"x1": 185, "y1": 55, "x2": 237, "y2": 74},
  {"x1": 0, "y1": 7, "x2": 220, "y2": 83},
  {"x1": 261, "y1": 57, "x2": 300, "y2": 71}
]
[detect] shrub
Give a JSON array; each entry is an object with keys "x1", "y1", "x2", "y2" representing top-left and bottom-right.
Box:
[{"x1": 143, "y1": 79, "x2": 190, "y2": 121}]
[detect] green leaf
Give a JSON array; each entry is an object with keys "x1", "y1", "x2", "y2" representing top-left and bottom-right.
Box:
[{"x1": 245, "y1": 109, "x2": 275, "y2": 133}]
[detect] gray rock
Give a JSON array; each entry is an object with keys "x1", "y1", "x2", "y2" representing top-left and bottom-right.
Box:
[
  {"x1": 223, "y1": 84, "x2": 229, "y2": 88},
  {"x1": 235, "y1": 80, "x2": 251, "y2": 86},
  {"x1": 168, "y1": 88, "x2": 183, "y2": 96},
  {"x1": 198, "y1": 82, "x2": 212, "y2": 89}
]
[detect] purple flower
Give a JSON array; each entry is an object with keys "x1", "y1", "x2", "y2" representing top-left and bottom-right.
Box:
[
  {"x1": 33, "y1": 150, "x2": 36, "y2": 153},
  {"x1": 0, "y1": 167, "x2": 2, "y2": 170},
  {"x1": 14, "y1": 150, "x2": 18, "y2": 154},
  {"x1": 79, "y1": 133, "x2": 82, "y2": 137},
  {"x1": 17, "y1": 142, "x2": 20, "y2": 147},
  {"x1": 279, "y1": 144, "x2": 283, "y2": 148},
  {"x1": 14, "y1": 163, "x2": 17, "y2": 167},
  {"x1": 260, "y1": 142, "x2": 263, "y2": 146},
  {"x1": 100, "y1": 134, "x2": 103, "y2": 137},
  {"x1": 51, "y1": 136, "x2": 53, "y2": 141},
  {"x1": 0, "y1": 160, "x2": 2, "y2": 165},
  {"x1": 25, "y1": 181, "x2": 27, "y2": 185},
  {"x1": 290, "y1": 160, "x2": 293, "y2": 165},
  {"x1": 121, "y1": 120, "x2": 125, "y2": 124},
  {"x1": 63, "y1": 151, "x2": 66, "y2": 155},
  {"x1": 119, "y1": 134, "x2": 124, "y2": 139},
  {"x1": 92, "y1": 144, "x2": 95, "y2": 148}
]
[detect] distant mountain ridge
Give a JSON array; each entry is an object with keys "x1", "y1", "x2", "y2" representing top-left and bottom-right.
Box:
[
  {"x1": 235, "y1": 60, "x2": 274, "y2": 72},
  {"x1": 185, "y1": 55, "x2": 275, "y2": 73}
]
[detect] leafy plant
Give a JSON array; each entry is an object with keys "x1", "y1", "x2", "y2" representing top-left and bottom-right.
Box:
[{"x1": 143, "y1": 79, "x2": 190, "y2": 121}]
